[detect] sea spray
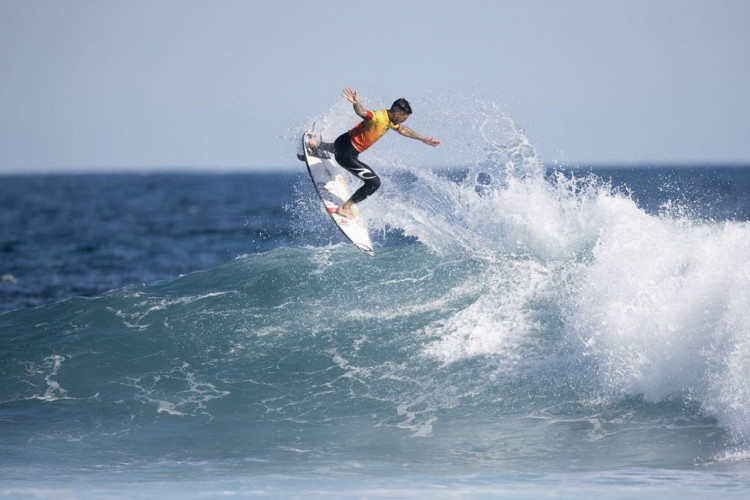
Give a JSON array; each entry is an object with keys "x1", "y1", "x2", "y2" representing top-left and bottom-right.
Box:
[
  {"x1": 563, "y1": 216, "x2": 750, "y2": 443},
  {"x1": 298, "y1": 93, "x2": 750, "y2": 449}
]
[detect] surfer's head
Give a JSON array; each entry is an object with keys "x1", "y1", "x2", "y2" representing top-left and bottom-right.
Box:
[{"x1": 389, "y1": 98, "x2": 412, "y2": 125}]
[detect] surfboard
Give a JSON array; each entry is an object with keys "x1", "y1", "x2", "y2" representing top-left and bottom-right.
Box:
[{"x1": 300, "y1": 133, "x2": 375, "y2": 256}]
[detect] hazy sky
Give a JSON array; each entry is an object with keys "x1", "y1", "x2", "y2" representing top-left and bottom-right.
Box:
[{"x1": 1, "y1": 0, "x2": 749, "y2": 172}]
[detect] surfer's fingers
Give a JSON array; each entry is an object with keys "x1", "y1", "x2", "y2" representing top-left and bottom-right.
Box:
[{"x1": 342, "y1": 87, "x2": 358, "y2": 103}]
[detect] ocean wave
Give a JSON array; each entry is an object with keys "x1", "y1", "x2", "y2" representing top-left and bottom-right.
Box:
[{"x1": 2, "y1": 98, "x2": 749, "y2": 474}]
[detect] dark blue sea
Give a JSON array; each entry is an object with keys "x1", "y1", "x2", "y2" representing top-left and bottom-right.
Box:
[{"x1": 2, "y1": 113, "x2": 750, "y2": 498}]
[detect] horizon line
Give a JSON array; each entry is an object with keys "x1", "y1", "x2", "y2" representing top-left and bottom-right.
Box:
[{"x1": 2, "y1": 162, "x2": 750, "y2": 176}]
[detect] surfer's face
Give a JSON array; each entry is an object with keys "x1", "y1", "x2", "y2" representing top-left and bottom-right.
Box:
[{"x1": 390, "y1": 110, "x2": 410, "y2": 125}]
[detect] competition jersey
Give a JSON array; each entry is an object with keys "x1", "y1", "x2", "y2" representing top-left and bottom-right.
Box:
[{"x1": 348, "y1": 109, "x2": 400, "y2": 153}]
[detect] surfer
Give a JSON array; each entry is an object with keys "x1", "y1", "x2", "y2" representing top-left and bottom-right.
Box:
[{"x1": 309, "y1": 87, "x2": 440, "y2": 219}]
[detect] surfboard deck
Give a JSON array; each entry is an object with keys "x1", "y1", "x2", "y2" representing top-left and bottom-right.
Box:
[{"x1": 301, "y1": 133, "x2": 374, "y2": 256}]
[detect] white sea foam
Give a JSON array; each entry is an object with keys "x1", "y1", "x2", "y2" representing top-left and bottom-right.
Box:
[
  {"x1": 306, "y1": 93, "x2": 750, "y2": 445},
  {"x1": 565, "y1": 212, "x2": 750, "y2": 439},
  {"x1": 421, "y1": 259, "x2": 549, "y2": 363},
  {"x1": 124, "y1": 362, "x2": 230, "y2": 419},
  {"x1": 396, "y1": 98, "x2": 750, "y2": 444},
  {"x1": 30, "y1": 355, "x2": 69, "y2": 402}
]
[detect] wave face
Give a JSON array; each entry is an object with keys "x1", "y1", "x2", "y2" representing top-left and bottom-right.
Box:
[
  {"x1": 3, "y1": 99, "x2": 750, "y2": 484},
  {"x1": 3, "y1": 241, "x2": 742, "y2": 477}
]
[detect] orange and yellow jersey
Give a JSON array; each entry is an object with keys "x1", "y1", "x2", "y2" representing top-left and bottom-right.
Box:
[{"x1": 348, "y1": 109, "x2": 400, "y2": 153}]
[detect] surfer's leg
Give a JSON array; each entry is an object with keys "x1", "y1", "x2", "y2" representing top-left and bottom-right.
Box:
[
  {"x1": 333, "y1": 135, "x2": 381, "y2": 201},
  {"x1": 307, "y1": 137, "x2": 334, "y2": 157},
  {"x1": 318, "y1": 142, "x2": 335, "y2": 156},
  {"x1": 335, "y1": 156, "x2": 381, "y2": 218},
  {"x1": 345, "y1": 159, "x2": 381, "y2": 203},
  {"x1": 330, "y1": 133, "x2": 381, "y2": 217},
  {"x1": 309, "y1": 136, "x2": 334, "y2": 153}
]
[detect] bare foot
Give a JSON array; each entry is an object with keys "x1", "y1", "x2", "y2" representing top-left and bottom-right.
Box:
[{"x1": 336, "y1": 206, "x2": 356, "y2": 219}]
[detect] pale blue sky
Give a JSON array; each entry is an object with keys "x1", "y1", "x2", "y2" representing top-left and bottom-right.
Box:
[{"x1": 1, "y1": 0, "x2": 748, "y2": 172}]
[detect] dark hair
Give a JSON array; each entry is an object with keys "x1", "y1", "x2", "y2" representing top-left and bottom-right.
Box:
[{"x1": 390, "y1": 98, "x2": 412, "y2": 115}]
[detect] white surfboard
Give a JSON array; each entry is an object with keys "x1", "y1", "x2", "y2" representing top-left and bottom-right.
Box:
[{"x1": 301, "y1": 133, "x2": 374, "y2": 256}]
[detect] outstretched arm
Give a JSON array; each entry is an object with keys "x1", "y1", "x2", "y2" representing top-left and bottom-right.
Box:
[
  {"x1": 396, "y1": 125, "x2": 441, "y2": 147},
  {"x1": 343, "y1": 87, "x2": 370, "y2": 119}
]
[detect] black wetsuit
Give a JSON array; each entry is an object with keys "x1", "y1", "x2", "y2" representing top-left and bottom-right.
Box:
[{"x1": 315, "y1": 133, "x2": 381, "y2": 204}]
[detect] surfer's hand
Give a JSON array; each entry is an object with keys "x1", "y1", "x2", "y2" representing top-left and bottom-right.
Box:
[
  {"x1": 343, "y1": 87, "x2": 359, "y2": 104},
  {"x1": 423, "y1": 137, "x2": 441, "y2": 147},
  {"x1": 344, "y1": 87, "x2": 369, "y2": 119}
]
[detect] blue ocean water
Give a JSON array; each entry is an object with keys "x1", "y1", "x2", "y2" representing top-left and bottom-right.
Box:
[{"x1": 2, "y1": 110, "x2": 750, "y2": 498}]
